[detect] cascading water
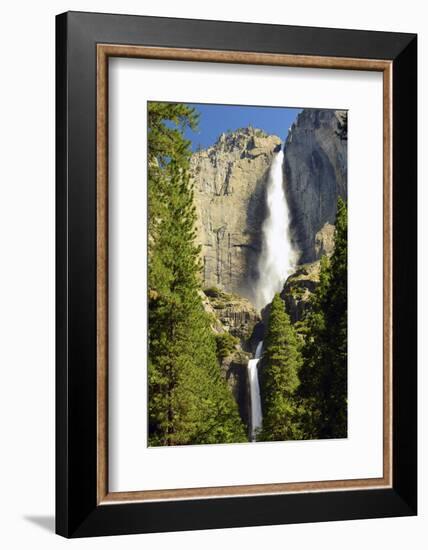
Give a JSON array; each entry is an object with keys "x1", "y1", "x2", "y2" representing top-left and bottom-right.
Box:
[
  {"x1": 255, "y1": 149, "x2": 296, "y2": 310},
  {"x1": 248, "y1": 149, "x2": 296, "y2": 441},
  {"x1": 248, "y1": 341, "x2": 264, "y2": 441}
]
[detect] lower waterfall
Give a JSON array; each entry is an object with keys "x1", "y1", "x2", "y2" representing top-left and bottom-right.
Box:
[{"x1": 248, "y1": 341, "x2": 263, "y2": 441}]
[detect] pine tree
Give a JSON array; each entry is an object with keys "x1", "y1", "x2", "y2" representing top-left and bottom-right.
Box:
[
  {"x1": 299, "y1": 197, "x2": 348, "y2": 439},
  {"x1": 147, "y1": 102, "x2": 246, "y2": 446},
  {"x1": 258, "y1": 293, "x2": 303, "y2": 441}
]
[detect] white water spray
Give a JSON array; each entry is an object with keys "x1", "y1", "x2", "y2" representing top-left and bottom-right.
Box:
[
  {"x1": 255, "y1": 150, "x2": 296, "y2": 310},
  {"x1": 248, "y1": 341, "x2": 264, "y2": 441}
]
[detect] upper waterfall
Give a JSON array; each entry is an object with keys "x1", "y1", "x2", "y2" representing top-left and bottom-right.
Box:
[{"x1": 254, "y1": 150, "x2": 296, "y2": 310}]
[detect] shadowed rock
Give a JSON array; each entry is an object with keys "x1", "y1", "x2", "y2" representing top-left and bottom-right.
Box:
[{"x1": 284, "y1": 109, "x2": 347, "y2": 264}]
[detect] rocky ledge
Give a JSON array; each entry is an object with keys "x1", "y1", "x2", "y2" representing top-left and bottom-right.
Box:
[
  {"x1": 280, "y1": 261, "x2": 321, "y2": 323},
  {"x1": 200, "y1": 287, "x2": 262, "y2": 428},
  {"x1": 202, "y1": 286, "x2": 261, "y2": 342}
]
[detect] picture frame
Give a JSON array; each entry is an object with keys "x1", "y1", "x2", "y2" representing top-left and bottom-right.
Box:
[{"x1": 56, "y1": 10, "x2": 417, "y2": 538}]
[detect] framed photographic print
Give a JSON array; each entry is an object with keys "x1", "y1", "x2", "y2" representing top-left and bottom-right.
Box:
[{"x1": 56, "y1": 11, "x2": 417, "y2": 538}]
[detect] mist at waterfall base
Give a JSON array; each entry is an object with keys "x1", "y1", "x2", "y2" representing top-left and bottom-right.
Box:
[{"x1": 248, "y1": 150, "x2": 296, "y2": 441}]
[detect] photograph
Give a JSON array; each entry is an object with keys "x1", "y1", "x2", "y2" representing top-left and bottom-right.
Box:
[{"x1": 147, "y1": 101, "x2": 348, "y2": 446}]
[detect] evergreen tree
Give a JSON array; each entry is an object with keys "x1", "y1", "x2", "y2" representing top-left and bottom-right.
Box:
[
  {"x1": 258, "y1": 293, "x2": 303, "y2": 441},
  {"x1": 147, "y1": 102, "x2": 246, "y2": 446},
  {"x1": 299, "y1": 197, "x2": 348, "y2": 439}
]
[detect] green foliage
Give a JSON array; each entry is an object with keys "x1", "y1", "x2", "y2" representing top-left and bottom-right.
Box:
[
  {"x1": 215, "y1": 332, "x2": 239, "y2": 361},
  {"x1": 290, "y1": 285, "x2": 305, "y2": 300},
  {"x1": 203, "y1": 286, "x2": 222, "y2": 298},
  {"x1": 298, "y1": 197, "x2": 348, "y2": 439},
  {"x1": 258, "y1": 294, "x2": 303, "y2": 441},
  {"x1": 147, "y1": 102, "x2": 246, "y2": 446}
]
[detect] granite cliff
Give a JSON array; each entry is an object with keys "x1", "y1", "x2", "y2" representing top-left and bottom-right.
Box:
[
  {"x1": 284, "y1": 109, "x2": 347, "y2": 263},
  {"x1": 190, "y1": 109, "x2": 347, "y2": 304},
  {"x1": 190, "y1": 127, "x2": 282, "y2": 302}
]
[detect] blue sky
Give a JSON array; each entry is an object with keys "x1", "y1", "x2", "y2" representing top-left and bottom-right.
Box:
[{"x1": 184, "y1": 103, "x2": 302, "y2": 151}]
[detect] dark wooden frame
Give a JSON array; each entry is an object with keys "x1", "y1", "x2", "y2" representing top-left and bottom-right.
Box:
[{"x1": 56, "y1": 10, "x2": 417, "y2": 538}]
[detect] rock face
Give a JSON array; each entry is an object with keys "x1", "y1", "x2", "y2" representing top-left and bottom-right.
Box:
[
  {"x1": 202, "y1": 287, "x2": 261, "y2": 346},
  {"x1": 191, "y1": 128, "x2": 282, "y2": 301},
  {"x1": 280, "y1": 261, "x2": 321, "y2": 323},
  {"x1": 200, "y1": 288, "x2": 261, "y2": 428},
  {"x1": 284, "y1": 109, "x2": 347, "y2": 264},
  {"x1": 191, "y1": 111, "x2": 347, "y2": 303},
  {"x1": 315, "y1": 222, "x2": 335, "y2": 258}
]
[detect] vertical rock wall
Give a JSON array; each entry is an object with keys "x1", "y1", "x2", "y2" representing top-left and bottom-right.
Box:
[
  {"x1": 191, "y1": 109, "x2": 347, "y2": 302},
  {"x1": 283, "y1": 109, "x2": 347, "y2": 264},
  {"x1": 190, "y1": 128, "x2": 282, "y2": 301}
]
